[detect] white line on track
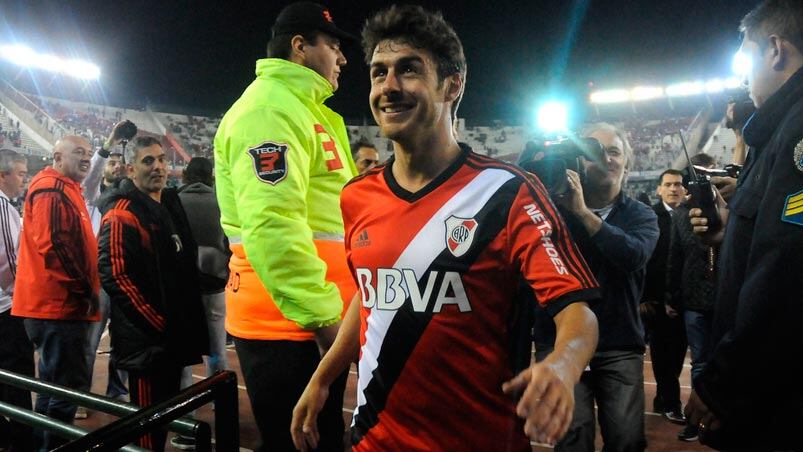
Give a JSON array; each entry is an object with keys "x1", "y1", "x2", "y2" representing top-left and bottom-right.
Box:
[{"x1": 191, "y1": 374, "x2": 248, "y2": 391}]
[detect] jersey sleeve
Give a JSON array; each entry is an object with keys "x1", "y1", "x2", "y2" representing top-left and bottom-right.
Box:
[
  {"x1": 507, "y1": 175, "x2": 600, "y2": 317},
  {"x1": 217, "y1": 108, "x2": 342, "y2": 329}
]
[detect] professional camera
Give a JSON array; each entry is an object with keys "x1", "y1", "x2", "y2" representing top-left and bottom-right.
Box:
[
  {"x1": 726, "y1": 90, "x2": 756, "y2": 130},
  {"x1": 519, "y1": 136, "x2": 603, "y2": 196}
]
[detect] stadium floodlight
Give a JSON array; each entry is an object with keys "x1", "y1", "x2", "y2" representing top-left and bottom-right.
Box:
[
  {"x1": 732, "y1": 50, "x2": 752, "y2": 77},
  {"x1": 724, "y1": 77, "x2": 742, "y2": 89},
  {"x1": 0, "y1": 44, "x2": 100, "y2": 80},
  {"x1": 630, "y1": 86, "x2": 664, "y2": 101},
  {"x1": 589, "y1": 89, "x2": 630, "y2": 104},
  {"x1": 536, "y1": 101, "x2": 569, "y2": 134},
  {"x1": 705, "y1": 78, "x2": 726, "y2": 93},
  {"x1": 666, "y1": 81, "x2": 705, "y2": 97}
]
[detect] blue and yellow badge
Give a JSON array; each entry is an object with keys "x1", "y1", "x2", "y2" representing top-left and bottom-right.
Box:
[{"x1": 782, "y1": 190, "x2": 803, "y2": 226}]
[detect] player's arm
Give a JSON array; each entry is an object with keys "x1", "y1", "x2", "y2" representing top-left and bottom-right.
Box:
[
  {"x1": 226, "y1": 109, "x2": 343, "y2": 330},
  {"x1": 504, "y1": 302, "x2": 597, "y2": 445},
  {"x1": 501, "y1": 177, "x2": 600, "y2": 445},
  {"x1": 291, "y1": 292, "x2": 360, "y2": 451}
]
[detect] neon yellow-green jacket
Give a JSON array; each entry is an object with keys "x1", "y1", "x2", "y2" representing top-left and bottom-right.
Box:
[{"x1": 214, "y1": 58, "x2": 357, "y2": 336}]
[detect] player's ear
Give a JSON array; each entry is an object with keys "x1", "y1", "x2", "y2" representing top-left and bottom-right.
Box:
[{"x1": 443, "y1": 73, "x2": 463, "y2": 103}]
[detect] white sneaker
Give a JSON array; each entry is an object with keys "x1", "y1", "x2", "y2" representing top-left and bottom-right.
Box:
[{"x1": 74, "y1": 406, "x2": 88, "y2": 420}]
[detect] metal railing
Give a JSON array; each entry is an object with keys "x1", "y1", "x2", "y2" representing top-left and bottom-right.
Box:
[{"x1": 0, "y1": 368, "x2": 239, "y2": 451}]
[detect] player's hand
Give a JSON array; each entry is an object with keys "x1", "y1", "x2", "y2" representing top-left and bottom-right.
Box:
[
  {"x1": 502, "y1": 361, "x2": 575, "y2": 445},
  {"x1": 685, "y1": 390, "x2": 721, "y2": 442},
  {"x1": 710, "y1": 176, "x2": 737, "y2": 203},
  {"x1": 291, "y1": 380, "x2": 330, "y2": 451},
  {"x1": 314, "y1": 321, "x2": 341, "y2": 356}
]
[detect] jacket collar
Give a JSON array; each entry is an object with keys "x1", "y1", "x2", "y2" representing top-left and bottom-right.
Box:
[
  {"x1": 178, "y1": 182, "x2": 213, "y2": 194},
  {"x1": 256, "y1": 58, "x2": 334, "y2": 105},
  {"x1": 39, "y1": 167, "x2": 83, "y2": 192},
  {"x1": 743, "y1": 65, "x2": 803, "y2": 148}
]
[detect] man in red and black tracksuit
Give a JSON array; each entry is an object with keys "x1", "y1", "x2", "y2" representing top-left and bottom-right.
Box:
[
  {"x1": 97, "y1": 136, "x2": 208, "y2": 451},
  {"x1": 13, "y1": 135, "x2": 100, "y2": 451}
]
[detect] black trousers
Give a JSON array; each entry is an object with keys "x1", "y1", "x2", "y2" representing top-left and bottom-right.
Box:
[
  {"x1": 128, "y1": 365, "x2": 183, "y2": 452},
  {"x1": 647, "y1": 310, "x2": 687, "y2": 412},
  {"x1": 0, "y1": 311, "x2": 35, "y2": 451},
  {"x1": 234, "y1": 337, "x2": 348, "y2": 452}
]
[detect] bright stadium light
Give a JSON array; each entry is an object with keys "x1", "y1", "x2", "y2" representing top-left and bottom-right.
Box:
[
  {"x1": 536, "y1": 101, "x2": 569, "y2": 133},
  {"x1": 589, "y1": 89, "x2": 630, "y2": 104},
  {"x1": 724, "y1": 77, "x2": 742, "y2": 89},
  {"x1": 666, "y1": 81, "x2": 705, "y2": 97},
  {"x1": 705, "y1": 78, "x2": 726, "y2": 93},
  {"x1": 631, "y1": 86, "x2": 664, "y2": 101},
  {"x1": 732, "y1": 50, "x2": 752, "y2": 77},
  {"x1": 0, "y1": 43, "x2": 100, "y2": 80}
]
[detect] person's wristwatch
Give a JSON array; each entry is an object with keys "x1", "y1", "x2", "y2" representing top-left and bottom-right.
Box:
[{"x1": 98, "y1": 143, "x2": 111, "y2": 158}]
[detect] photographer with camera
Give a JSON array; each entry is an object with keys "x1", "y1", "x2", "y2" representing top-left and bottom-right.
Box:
[
  {"x1": 79, "y1": 120, "x2": 137, "y2": 418},
  {"x1": 531, "y1": 123, "x2": 658, "y2": 451},
  {"x1": 685, "y1": 1, "x2": 803, "y2": 449}
]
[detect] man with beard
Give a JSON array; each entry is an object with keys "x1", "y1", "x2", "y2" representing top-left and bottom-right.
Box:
[{"x1": 80, "y1": 121, "x2": 131, "y2": 417}]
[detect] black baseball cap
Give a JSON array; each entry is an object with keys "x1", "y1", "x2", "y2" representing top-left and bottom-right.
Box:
[{"x1": 272, "y1": 2, "x2": 357, "y2": 42}]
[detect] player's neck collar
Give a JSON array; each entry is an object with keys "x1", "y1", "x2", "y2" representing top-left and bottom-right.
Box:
[{"x1": 383, "y1": 143, "x2": 471, "y2": 203}]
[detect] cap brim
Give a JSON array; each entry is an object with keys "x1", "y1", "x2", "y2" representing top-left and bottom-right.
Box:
[{"x1": 319, "y1": 22, "x2": 358, "y2": 42}]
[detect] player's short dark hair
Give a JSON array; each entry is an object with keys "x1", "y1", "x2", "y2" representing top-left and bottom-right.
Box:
[
  {"x1": 741, "y1": 0, "x2": 803, "y2": 54},
  {"x1": 183, "y1": 157, "x2": 214, "y2": 186},
  {"x1": 658, "y1": 168, "x2": 684, "y2": 185},
  {"x1": 266, "y1": 31, "x2": 322, "y2": 59},
  {"x1": 126, "y1": 136, "x2": 162, "y2": 163},
  {"x1": 690, "y1": 153, "x2": 716, "y2": 168},
  {"x1": 362, "y1": 5, "x2": 467, "y2": 121}
]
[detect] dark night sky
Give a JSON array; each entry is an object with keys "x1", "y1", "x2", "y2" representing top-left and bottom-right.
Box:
[{"x1": 0, "y1": 0, "x2": 759, "y2": 123}]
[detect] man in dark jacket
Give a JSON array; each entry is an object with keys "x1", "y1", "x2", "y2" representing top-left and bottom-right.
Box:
[
  {"x1": 642, "y1": 168, "x2": 687, "y2": 423},
  {"x1": 98, "y1": 136, "x2": 208, "y2": 452},
  {"x1": 533, "y1": 123, "x2": 659, "y2": 452},
  {"x1": 172, "y1": 157, "x2": 230, "y2": 450},
  {"x1": 686, "y1": 1, "x2": 803, "y2": 449}
]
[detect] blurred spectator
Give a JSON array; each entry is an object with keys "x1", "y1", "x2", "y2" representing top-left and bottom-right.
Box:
[
  {"x1": 172, "y1": 157, "x2": 231, "y2": 449},
  {"x1": 352, "y1": 139, "x2": 380, "y2": 174},
  {"x1": 667, "y1": 155, "x2": 717, "y2": 442},
  {"x1": 0, "y1": 149, "x2": 34, "y2": 451}
]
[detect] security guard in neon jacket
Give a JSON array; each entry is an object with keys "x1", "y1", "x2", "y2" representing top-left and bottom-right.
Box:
[{"x1": 213, "y1": 3, "x2": 357, "y2": 450}]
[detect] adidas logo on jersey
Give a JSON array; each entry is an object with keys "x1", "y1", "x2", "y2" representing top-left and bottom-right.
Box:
[
  {"x1": 354, "y1": 229, "x2": 371, "y2": 248},
  {"x1": 356, "y1": 268, "x2": 472, "y2": 313},
  {"x1": 523, "y1": 204, "x2": 568, "y2": 275}
]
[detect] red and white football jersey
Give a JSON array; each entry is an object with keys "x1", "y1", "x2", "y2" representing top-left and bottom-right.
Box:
[{"x1": 341, "y1": 146, "x2": 599, "y2": 451}]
